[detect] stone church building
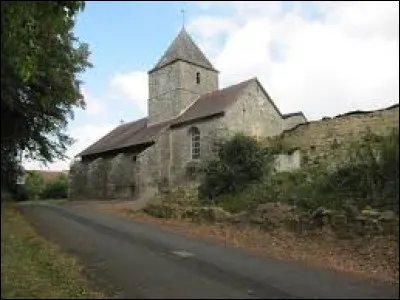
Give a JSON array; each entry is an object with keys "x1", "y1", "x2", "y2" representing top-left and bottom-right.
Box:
[{"x1": 69, "y1": 27, "x2": 307, "y2": 200}]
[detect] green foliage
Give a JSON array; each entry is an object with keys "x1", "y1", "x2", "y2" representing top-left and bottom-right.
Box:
[
  {"x1": 25, "y1": 171, "x2": 45, "y2": 200},
  {"x1": 199, "y1": 134, "x2": 275, "y2": 201},
  {"x1": 210, "y1": 130, "x2": 399, "y2": 213},
  {"x1": 1, "y1": 1, "x2": 91, "y2": 193},
  {"x1": 216, "y1": 182, "x2": 275, "y2": 213},
  {"x1": 317, "y1": 129, "x2": 399, "y2": 210},
  {"x1": 41, "y1": 175, "x2": 68, "y2": 199}
]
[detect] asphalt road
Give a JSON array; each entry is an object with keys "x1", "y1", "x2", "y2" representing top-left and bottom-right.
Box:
[{"x1": 19, "y1": 202, "x2": 399, "y2": 299}]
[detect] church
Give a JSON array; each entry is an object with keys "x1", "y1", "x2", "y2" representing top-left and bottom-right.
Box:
[{"x1": 69, "y1": 27, "x2": 307, "y2": 200}]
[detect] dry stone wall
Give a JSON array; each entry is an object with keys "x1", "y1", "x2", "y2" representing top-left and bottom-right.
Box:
[{"x1": 265, "y1": 104, "x2": 399, "y2": 169}]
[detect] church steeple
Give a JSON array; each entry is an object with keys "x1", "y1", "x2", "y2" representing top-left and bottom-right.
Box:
[
  {"x1": 149, "y1": 27, "x2": 218, "y2": 74},
  {"x1": 147, "y1": 27, "x2": 219, "y2": 124}
]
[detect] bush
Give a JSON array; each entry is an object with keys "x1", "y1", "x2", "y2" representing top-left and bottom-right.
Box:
[
  {"x1": 208, "y1": 129, "x2": 399, "y2": 214},
  {"x1": 199, "y1": 134, "x2": 275, "y2": 201},
  {"x1": 25, "y1": 171, "x2": 45, "y2": 200},
  {"x1": 268, "y1": 130, "x2": 400, "y2": 212},
  {"x1": 41, "y1": 174, "x2": 68, "y2": 199},
  {"x1": 318, "y1": 129, "x2": 399, "y2": 211}
]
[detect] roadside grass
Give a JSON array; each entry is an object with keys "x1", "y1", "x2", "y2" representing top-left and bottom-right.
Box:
[{"x1": 1, "y1": 204, "x2": 103, "y2": 299}]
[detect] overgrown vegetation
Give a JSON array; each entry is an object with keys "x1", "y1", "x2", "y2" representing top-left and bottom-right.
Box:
[
  {"x1": 199, "y1": 134, "x2": 275, "y2": 201},
  {"x1": 24, "y1": 171, "x2": 68, "y2": 200},
  {"x1": 25, "y1": 171, "x2": 45, "y2": 200},
  {"x1": 199, "y1": 129, "x2": 399, "y2": 214},
  {"x1": 1, "y1": 205, "x2": 103, "y2": 298}
]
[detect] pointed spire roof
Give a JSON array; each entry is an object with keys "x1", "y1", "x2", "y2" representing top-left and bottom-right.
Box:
[{"x1": 149, "y1": 27, "x2": 218, "y2": 73}]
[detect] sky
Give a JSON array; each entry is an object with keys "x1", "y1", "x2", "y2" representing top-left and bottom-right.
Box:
[{"x1": 23, "y1": 1, "x2": 399, "y2": 171}]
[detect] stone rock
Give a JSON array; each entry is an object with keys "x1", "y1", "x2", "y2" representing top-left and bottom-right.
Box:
[
  {"x1": 229, "y1": 211, "x2": 248, "y2": 224},
  {"x1": 211, "y1": 207, "x2": 232, "y2": 222},
  {"x1": 355, "y1": 215, "x2": 368, "y2": 224},
  {"x1": 250, "y1": 216, "x2": 264, "y2": 225},
  {"x1": 379, "y1": 210, "x2": 396, "y2": 221},
  {"x1": 256, "y1": 202, "x2": 276, "y2": 213},
  {"x1": 331, "y1": 214, "x2": 347, "y2": 226},
  {"x1": 321, "y1": 215, "x2": 330, "y2": 226},
  {"x1": 251, "y1": 202, "x2": 299, "y2": 228},
  {"x1": 361, "y1": 209, "x2": 380, "y2": 218},
  {"x1": 311, "y1": 207, "x2": 333, "y2": 219},
  {"x1": 194, "y1": 206, "x2": 231, "y2": 223},
  {"x1": 343, "y1": 203, "x2": 359, "y2": 220}
]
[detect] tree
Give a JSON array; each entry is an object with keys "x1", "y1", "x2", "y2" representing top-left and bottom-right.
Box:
[
  {"x1": 41, "y1": 174, "x2": 68, "y2": 199},
  {"x1": 1, "y1": 1, "x2": 91, "y2": 193},
  {"x1": 25, "y1": 170, "x2": 45, "y2": 200}
]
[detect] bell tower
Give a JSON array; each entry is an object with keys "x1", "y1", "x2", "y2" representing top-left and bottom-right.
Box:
[{"x1": 147, "y1": 27, "x2": 219, "y2": 124}]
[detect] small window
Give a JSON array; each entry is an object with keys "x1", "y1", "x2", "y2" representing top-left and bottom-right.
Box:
[
  {"x1": 196, "y1": 72, "x2": 200, "y2": 84},
  {"x1": 189, "y1": 127, "x2": 200, "y2": 159}
]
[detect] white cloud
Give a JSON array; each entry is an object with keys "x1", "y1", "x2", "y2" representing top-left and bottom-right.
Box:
[
  {"x1": 82, "y1": 88, "x2": 103, "y2": 116},
  {"x1": 190, "y1": 1, "x2": 399, "y2": 120},
  {"x1": 109, "y1": 71, "x2": 148, "y2": 114},
  {"x1": 24, "y1": 1, "x2": 399, "y2": 171},
  {"x1": 23, "y1": 123, "x2": 117, "y2": 171}
]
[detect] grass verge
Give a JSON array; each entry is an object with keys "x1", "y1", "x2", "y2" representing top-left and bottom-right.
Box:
[{"x1": 1, "y1": 204, "x2": 103, "y2": 299}]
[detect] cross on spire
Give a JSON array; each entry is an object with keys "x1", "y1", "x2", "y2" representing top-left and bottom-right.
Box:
[{"x1": 181, "y1": 8, "x2": 185, "y2": 28}]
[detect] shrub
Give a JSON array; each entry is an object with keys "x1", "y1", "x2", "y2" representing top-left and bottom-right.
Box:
[
  {"x1": 319, "y1": 129, "x2": 399, "y2": 211},
  {"x1": 25, "y1": 171, "x2": 45, "y2": 200},
  {"x1": 41, "y1": 174, "x2": 68, "y2": 199},
  {"x1": 199, "y1": 134, "x2": 275, "y2": 201},
  {"x1": 210, "y1": 129, "x2": 399, "y2": 213},
  {"x1": 271, "y1": 129, "x2": 400, "y2": 212}
]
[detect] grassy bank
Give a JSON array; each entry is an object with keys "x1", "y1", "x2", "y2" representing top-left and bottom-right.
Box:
[{"x1": 1, "y1": 205, "x2": 103, "y2": 299}]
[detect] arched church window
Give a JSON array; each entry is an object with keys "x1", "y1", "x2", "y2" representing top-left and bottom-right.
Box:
[
  {"x1": 196, "y1": 72, "x2": 201, "y2": 84},
  {"x1": 189, "y1": 127, "x2": 200, "y2": 159}
]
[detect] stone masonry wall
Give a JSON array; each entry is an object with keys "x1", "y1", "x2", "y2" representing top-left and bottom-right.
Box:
[
  {"x1": 69, "y1": 152, "x2": 140, "y2": 200},
  {"x1": 284, "y1": 114, "x2": 307, "y2": 131},
  {"x1": 225, "y1": 80, "x2": 284, "y2": 138},
  {"x1": 265, "y1": 104, "x2": 399, "y2": 169},
  {"x1": 169, "y1": 117, "x2": 229, "y2": 185},
  {"x1": 148, "y1": 61, "x2": 218, "y2": 124}
]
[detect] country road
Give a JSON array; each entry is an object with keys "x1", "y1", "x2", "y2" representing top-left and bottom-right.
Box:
[{"x1": 19, "y1": 202, "x2": 399, "y2": 299}]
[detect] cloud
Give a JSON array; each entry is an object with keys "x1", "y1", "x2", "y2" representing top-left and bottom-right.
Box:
[
  {"x1": 189, "y1": 1, "x2": 399, "y2": 120},
  {"x1": 109, "y1": 71, "x2": 148, "y2": 114},
  {"x1": 23, "y1": 123, "x2": 118, "y2": 171},
  {"x1": 82, "y1": 88, "x2": 103, "y2": 116},
  {"x1": 24, "y1": 1, "x2": 399, "y2": 171}
]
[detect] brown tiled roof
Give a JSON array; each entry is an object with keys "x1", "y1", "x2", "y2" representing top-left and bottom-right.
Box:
[
  {"x1": 78, "y1": 79, "x2": 252, "y2": 158},
  {"x1": 78, "y1": 78, "x2": 306, "y2": 158},
  {"x1": 149, "y1": 27, "x2": 217, "y2": 73},
  {"x1": 78, "y1": 118, "x2": 148, "y2": 157},
  {"x1": 172, "y1": 78, "x2": 254, "y2": 126}
]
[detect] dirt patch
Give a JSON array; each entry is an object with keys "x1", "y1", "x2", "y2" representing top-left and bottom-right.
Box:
[{"x1": 87, "y1": 202, "x2": 399, "y2": 286}]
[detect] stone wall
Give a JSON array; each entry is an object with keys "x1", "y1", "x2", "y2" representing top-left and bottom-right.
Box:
[
  {"x1": 266, "y1": 104, "x2": 399, "y2": 169},
  {"x1": 283, "y1": 114, "x2": 307, "y2": 131},
  {"x1": 69, "y1": 152, "x2": 140, "y2": 200},
  {"x1": 169, "y1": 117, "x2": 228, "y2": 185},
  {"x1": 225, "y1": 80, "x2": 284, "y2": 138},
  {"x1": 274, "y1": 150, "x2": 302, "y2": 172},
  {"x1": 148, "y1": 61, "x2": 218, "y2": 124}
]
